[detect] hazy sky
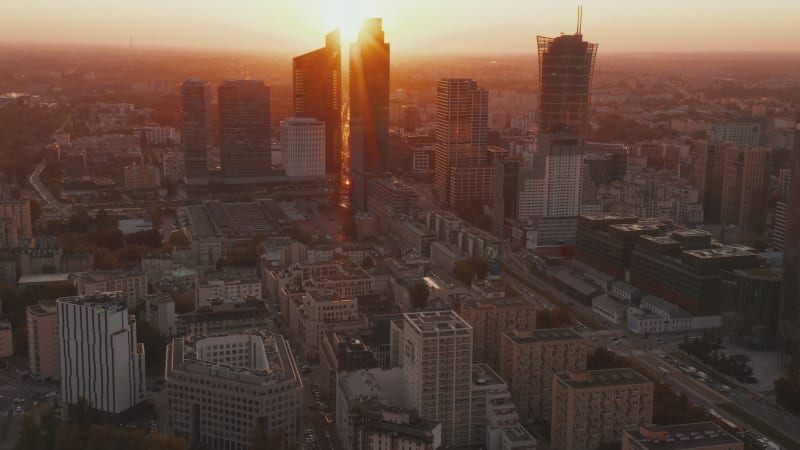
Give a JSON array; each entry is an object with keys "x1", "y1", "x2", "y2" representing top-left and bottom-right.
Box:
[{"x1": 3, "y1": 0, "x2": 799, "y2": 54}]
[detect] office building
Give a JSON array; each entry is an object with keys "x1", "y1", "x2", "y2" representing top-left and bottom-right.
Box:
[
  {"x1": 176, "y1": 298, "x2": 272, "y2": 336},
  {"x1": 721, "y1": 268, "x2": 781, "y2": 349},
  {"x1": 350, "y1": 18, "x2": 390, "y2": 211},
  {"x1": 181, "y1": 79, "x2": 213, "y2": 186},
  {"x1": 162, "y1": 150, "x2": 186, "y2": 182},
  {"x1": 551, "y1": 369, "x2": 653, "y2": 450},
  {"x1": 398, "y1": 311, "x2": 473, "y2": 446},
  {"x1": 492, "y1": 156, "x2": 521, "y2": 236},
  {"x1": 293, "y1": 29, "x2": 342, "y2": 177},
  {"x1": 318, "y1": 331, "x2": 379, "y2": 403},
  {"x1": 434, "y1": 79, "x2": 489, "y2": 209},
  {"x1": 779, "y1": 113, "x2": 800, "y2": 364},
  {"x1": 27, "y1": 300, "x2": 59, "y2": 380},
  {"x1": 709, "y1": 122, "x2": 761, "y2": 150},
  {"x1": 143, "y1": 294, "x2": 176, "y2": 337},
  {"x1": 0, "y1": 319, "x2": 12, "y2": 359},
  {"x1": 774, "y1": 169, "x2": 791, "y2": 250},
  {"x1": 196, "y1": 273, "x2": 262, "y2": 309},
  {"x1": 219, "y1": 80, "x2": 271, "y2": 184},
  {"x1": 76, "y1": 270, "x2": 147, "y2": 310},
  {"x1": 134, "y1": 124, "x2": 180, "y2": 146},
  {"x1": 58, "y1": 292, "x2": 146, "y2": 416},
  {"x1": 457, "y1": 297, "x2": 537, "y2": 370},
  {"x1": 537, "y1": 19, "x2": 598, "y2": 134},
  {"x1": 281, "y1": 117, "x2": 325, "y2": 177},
  {"x1": 622, "y1": 422, "x2": 743, "y2": 450},
  {"x1": 693, "y1": 141, "x2": 734, "y2": 223},
  {"x1": 367, "y1": 177, "x2": 420, "y2": 231},
  {"x1": 499, "y1": 329, "x2": 587, "y2": 421},
  {"x1": 286, "y1": 288, "x2": 367, "y2": 358},
  {"x1": 123, "y1": 163, "x2": 161, "y2": 190},
  {"x1": 0, "y1": 200, "x2": 32, "y2": 239},
  {"x1": 165, "y1": 331, "x2": 303, "y2": 450},
  {"x1": 720, "y1": 147, "x2": 770, "y2": 245}
]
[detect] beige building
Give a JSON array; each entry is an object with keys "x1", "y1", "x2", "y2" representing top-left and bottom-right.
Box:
[
  {"x1": 27, "y1": 300, "x2": 59, "y2": 380},
  {"x1": 123, "y1": 163, "x2": 161, "y2": 190},
  {"x1": 622, "y1": 423, "x2": 744, "y2": 450},
  {"x1": 196, "y1": 273, "x2": 261, "y2": 309},
  {"x1": 165, "y1": 331, "x2": 303, "y2": 450},
  {"x1": 499, "y1": 328, "x2": 588, "y2": 421},
  {"x1": 76, "y1": 270, "x2": 147, "y2": 310},
  {"x1": 458, "y1": 297, "x2": 537, "y2": 369},
  {"x1": 286, "y1": 288, "x2": 367, "y2": 358},
  {"x1": 0, "y1": 319, "x2": 12, "y2": 359},
  {"x1": 0, "y1": 200, "x2": 32, "y2": 239},
  {"x1": 551, "y1": 369, "x2": 654, "y2": 450}
]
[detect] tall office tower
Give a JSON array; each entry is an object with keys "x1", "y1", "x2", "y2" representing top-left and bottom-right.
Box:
[
  {"x1": 181, "y1": 79, "x2": 213, "y2": 186},
  {"x1": 695, "y1": 141, "x2": 735, "y2": 223},
  {"x1": 166, "y1": 331, "x2": 303, "y2": 450},
  {"x1": 537, "y1": 11, "x2": 598, "y2": 135},
  {"x1": 433, "y1": 79, "x2": 490, "y2": 209},
  {"x1": 399, "y1": 311, "x2": 474, "y2": 447},
  {"x1": 58, "y1": 292, "x2": 146, "y2": 416},
  {"x1": 281, "y1": 117, "x2": 325, "y2": 177},
  {"x1": 779, "y1": 114, "x2": 800, "y2": 365},
  {"x1": 218, "y1": 80, "x2": 271, "y2": 184},
  {"x1": 492, "y1": 157, "x2": 521, "y2": 237},
  {"x1": 27, "y1": 300, "x2": 59, "y2": 381},
  {"x1": 709, "y1": 122, "x2": 761, "y2": 150},
  {"x1": 719, "y1": 147, "x2": 770, "y2": 245},
  {"x1": 293, "y1": 30, "x2": 342, "y2": 177},
  {"x1": 499, "y1": 329, "x2": 588, "y2": 422},
  {"x1": 535, "y1": 133, "x2": 585, "y2": 245},
  {"x1": 774, "y1": 169, "x2": 791, "y2": 249},
  {"x1": 349, "y1": 18, "x2": 390, "y2": 211},
  {"x1": 551, "y1": 369, "x2": 654, "y2": 450},
  {"x1": 0, "y1": 200, "x2": 32, "y2": 239}
]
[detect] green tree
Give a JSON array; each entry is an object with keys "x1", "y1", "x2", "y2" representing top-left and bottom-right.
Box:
[
  {"x1": 409, "y1": 282, "x2": 430, "y2": 309},
  {"x1": 16, "y1": 405, "x2": 58, "y2": 450}
]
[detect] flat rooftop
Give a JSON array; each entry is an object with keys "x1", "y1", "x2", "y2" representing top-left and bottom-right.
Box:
[
  {"x1": 57, "y1": 292, "x2": 127, "y2": 311},
  {"x1": 404, "y1": 310, "x2": 472, "y2": 334},
  {"x1": 556, "y1": 368, "x2": 651, "y2": 389},
  {"x1": 504, "y1": 328, "x2": 583, "y2": 344},
  {"x1": 684, "y1": 246, "x2": 758, "y2": 259},
  {"x1": 472, "y1": 363, "x2": 505, "y2": 387},
  {"x1": 624, "y1": 422, "x2": 742, "y2": 449}
]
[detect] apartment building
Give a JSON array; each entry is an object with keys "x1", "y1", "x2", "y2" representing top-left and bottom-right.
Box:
[
  {"x1": 27, "y1": 300, "x2": 59, "y2": 380},
  {"x1": 458, "y1": 297, "x2": 537, "y2": 369},
  {"x1": 76, "y1": 270, "x2": 147, "y2": 310},
  {"x1": 622, "y1": 422, "x2": 744, "y2": 450}
]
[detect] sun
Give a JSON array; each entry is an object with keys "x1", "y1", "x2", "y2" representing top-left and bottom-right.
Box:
[{"x1": 322, "y1": 0, "x2": 372, "y2": 41}]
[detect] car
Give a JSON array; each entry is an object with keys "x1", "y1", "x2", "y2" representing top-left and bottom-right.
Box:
[
  {"x1": 12, "y1": 398, "x2": 25, "y2": 404},
  {"x1": 45, "y1": 392, "x2": 57, "y2": 399}
]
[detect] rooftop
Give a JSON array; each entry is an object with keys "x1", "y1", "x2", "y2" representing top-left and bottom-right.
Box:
[
  {"x1": 78, "y1": 270, "x2": 143, "y2": 284},
  {"x1": 404, "y1": 310, "x2": 472, "y2": 335},
  {"x1": 56, "y1": 292, "x2": 127, "y2": 311},
  {"x1": 556, "y1": 368, "x2": 651, "y2": 389},
  {"x1": 472, "y1": 363, "x2": 505, "y2": 387},
  {"x1": 501, "y1": 424, "x2": 538, "y2": 444},
  {"x1": 504, "y1": 328, "x2": 583, "y2": 344},
  {"x1": 624, "y1": 422, "x2": 742, "y2": 449},
  {"x1": 338, "y1": 367, "x2": 405, "y2": 407},
  {"x1": 18, "y1": 273, "x2": 72, "y2": 285},
  {"x1": 684, "y1": 245, "x2": 758, "y2": 259}
]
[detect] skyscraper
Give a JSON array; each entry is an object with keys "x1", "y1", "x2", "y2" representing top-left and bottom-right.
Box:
[
  {"x1": 293, "y1": 30, "x2": 342, "y2": 177},
  {"x1": 434, "y1": 79, "x2": 489, "y2": 209},
  {"x1": 218, "y1": 80, "x2": 271, "y2": 184},
  {"x1": 281, "y1": 117, "x2": 326, "y2": 177},
  {"x1": 779, "y1": 114, "x2": 800, "y2": 364},
  {"x1": 719, "y1": 147, "x2": 770, "y2": 245},
  {"x1": 181, "y1": 78, "x2": 213, "y2": 186},
  {"x1": 537, "y1": 13, "x2": 598, "y2": 135},
  {"x1": 349, "y1": 18, "x2": 390, "y2": 211}
]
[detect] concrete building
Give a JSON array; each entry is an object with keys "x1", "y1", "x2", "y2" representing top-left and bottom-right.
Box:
[
  {"x1": 0, "y1": 200, "x2": 32, "y2": 239},
  {"x1": 143, "y1": 294, "x2": 175, "y2": 337},
  {"x1": 162, "y1": 151, "x2": 186, "y2": 182},
  {"x1": 281, "y1": 117, "x2": 325, "y2": 177},
  {"x1": 58, "y1": 292, "x2": 146, "y2": 416},
  {"x1": 0, "y1": 218, "x2": 19, "y2": 248},
  {"x1": 367, "y1": 177, "x2": 419, "y2": 231},
  {"x1": 434, "y1": 79, "x2": 489, "y2": 210},
  {"x1": 318, "y1": 331, "x2": 379, "y2": 404},
  {"x1": 219, "y1": 80, "x2": 271, "y2": 184},
  {"x1": 719, "y1": 147, "x2": 770, "y2": 245},
  {"x1": 576, "y1": 214, "x2": 667, "y2": 278},
  {"x1": 622, "y1": 422, "x2": 744, "y2": 450},
  {"x1": 720, "y1": 269, "x2": 781, "y2": 349},
  {"x1": 181, "y1": 79, "x2": 213, "y2": 186},
  {"x1": 123, "y1": 163, "x2": 161, "y2": 190},
  {"x1": 709, "y1": 122, "x2": 761, "y2": 150},
  {"x1": 336, "y1": 368, "x2": 406, "y2": 450},
  {"x1": 19, "y1": 238, "x2": 63, "y2": 276},
  {"x1": 176, "y1": 298, "x2": 272, "y2": 336},
  {"x1": 551, "y1": 369, "x2": 654, "y2": 450},
  {"x1": 592, "y1": 294, "x2": 628, "y2": 324},
  {"x1": 499, "y1": 329, "x2": 587, "y2": 421},
  {"x1": 286, "y1": 288, "x2": 367, "y2": 358},
  {"x1": 165, "y1": 331, "x2": 303, "y2": 450},
  {"x1": 76, "y1": 270, "x2": 147, "y2": 310},
  {"x1": 134, "y1": 124, "x2": 180, "y2": 146},
  {"x1": 778, "y1": 112, "x2": 800, "y2": 364},
  {"x1": 27, "y1": 300, "x2": 59, "y2": 380},
  {"x1": 196, "y1": 273, "x2": 262, "y2": 309},
  {"x1": 457, "y1": 297, "x2": 537, "y2": 369}
]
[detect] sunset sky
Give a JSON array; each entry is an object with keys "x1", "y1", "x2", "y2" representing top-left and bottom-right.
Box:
[{"x1": 3, "y1": 0, "x2": 799, "y2": 54}]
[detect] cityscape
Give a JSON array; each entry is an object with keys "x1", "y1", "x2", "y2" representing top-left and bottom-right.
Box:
[{"x1": 0, "y1": 2, "x2": 800, "y2": 450}]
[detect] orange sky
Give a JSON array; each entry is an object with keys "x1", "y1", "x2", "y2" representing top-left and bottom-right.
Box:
[{"x1": 2, "y1": 1, "x2": 799, "y2": 54}]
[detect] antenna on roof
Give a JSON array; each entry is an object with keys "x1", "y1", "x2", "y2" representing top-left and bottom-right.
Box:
[{"x1": 577, "y1": 4, "x2": 583, "y2": 35}]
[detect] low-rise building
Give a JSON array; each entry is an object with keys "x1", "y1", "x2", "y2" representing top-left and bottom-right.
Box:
[
  {"x1": 76, "y1": 270, "x2": 147, "y2": 310},
  {"x1": 499, "y1": 329, "x2": 587, "y2": 422},
  {"x1": 176, "y1": 298, "x2": 272, "y2": 336},
  {"x1": 621, "y1": 422, "x2": 744, "y2": 450},
  {"x1": 123, "y1": 164, "x2": 161, "y2": 190},
  {"x1": 551, "y1": 369, "x2": 654, "y2": 450},
  {"x1": 196, "y1": 273, "x2": 261, "y2": 309},
  {"x1": 286, "y1": 288, "x2": 367, "y2": 358},
  {"x1": 592, "y1": 294, "x2": 628, "y2": 324},
  {"x1": 318, "y1": 331, "x2": 378, "y2": 404},
  {"x1": 27, "y1": 300, "x2": 59, "y2": 380},
  {"x1": 165, "y1": 331, "x2": 303, "y2": 450}
]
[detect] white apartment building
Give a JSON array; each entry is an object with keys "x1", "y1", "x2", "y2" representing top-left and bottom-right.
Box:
[
  {"x1": 76, "y1": 270, "x2": 147, "y2": 310},
  {"x1": 281, "y1": 117, "x2": 325, "y2": 177},
  {"x1": 27, "y1": 300, "x2": 59, "y2": 380},
  {"x1": 165, "y1": 331, "x2": 303, "y2": 450},
  {"x1": 196, "y1": 274, "x2": 261, "y2": 309},
  {"x1": 58, "y1": 292, "x2": 146, "y2": 415}
]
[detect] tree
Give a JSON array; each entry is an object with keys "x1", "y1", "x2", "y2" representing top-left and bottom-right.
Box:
[
  {"x1": 775, "y1": 372, "x2": 800, "y2": 415},
  {"x1": 453, "y1": 259, "x2": 477, "y2": 285},
  {"x1": 535, "y1": 308, "x2": 573, "y2": 328},
  {"x1": 409, "y1": 282, "x2": 430, "y2": 309},
  {"x1": 16, "y1": 405, "x2": 58, "y2": 450},
  {"x1": 125, "y1": 229, "x2": 162, "y2": 249}
]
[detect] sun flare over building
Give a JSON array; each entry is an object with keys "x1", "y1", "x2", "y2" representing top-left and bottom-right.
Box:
[{"x1": 322, "y1": 0, "x2": 373, "y2": 41}]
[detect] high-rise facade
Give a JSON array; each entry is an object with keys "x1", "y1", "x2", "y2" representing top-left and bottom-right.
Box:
[
  {"x1": 399, "y1": 311, "x2": 474, "y2": 447},
  {"x1": 58, "y1": 292, "x2": 146, "y2": 415},
  {"x1": 720, "y1": 147, "x2": 771, "y2": 245},
  {"x1": 537, "y1": 28, "x2": 598, "y2": 135},
  {"x1": 219, "y1": 80, "x2": 271, "y2": 184},
  {"x1": 281, "y1": 117, "x2": 325, "y2": 177},
  {"x1": 293, "y1": 30, "x2": 342, "y2": 177},
  {"x1": 0, "y1": 200, "x2": 32, "y2": 239},
  {"x1": 709, "y1": 122, "x2": 761, "y2": 150},
  {"x1": 779, "y1": 114, "x2": 800, "y2": 364},
  {"x1": 181, "y1": 79, "x2": 213, "y2": 186},
  {"x1": 434, "y1": 79, "x2": 489, "y2": 209},
  {"x1": 457, "y1": 297, "x2": 537, "y2": 370},
  {"x1": 349, "y1": 18, "x2": 390, "y2": 211},
  {"x1": 27, "y1": 300, "x2": 59, "y2": 381}
]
